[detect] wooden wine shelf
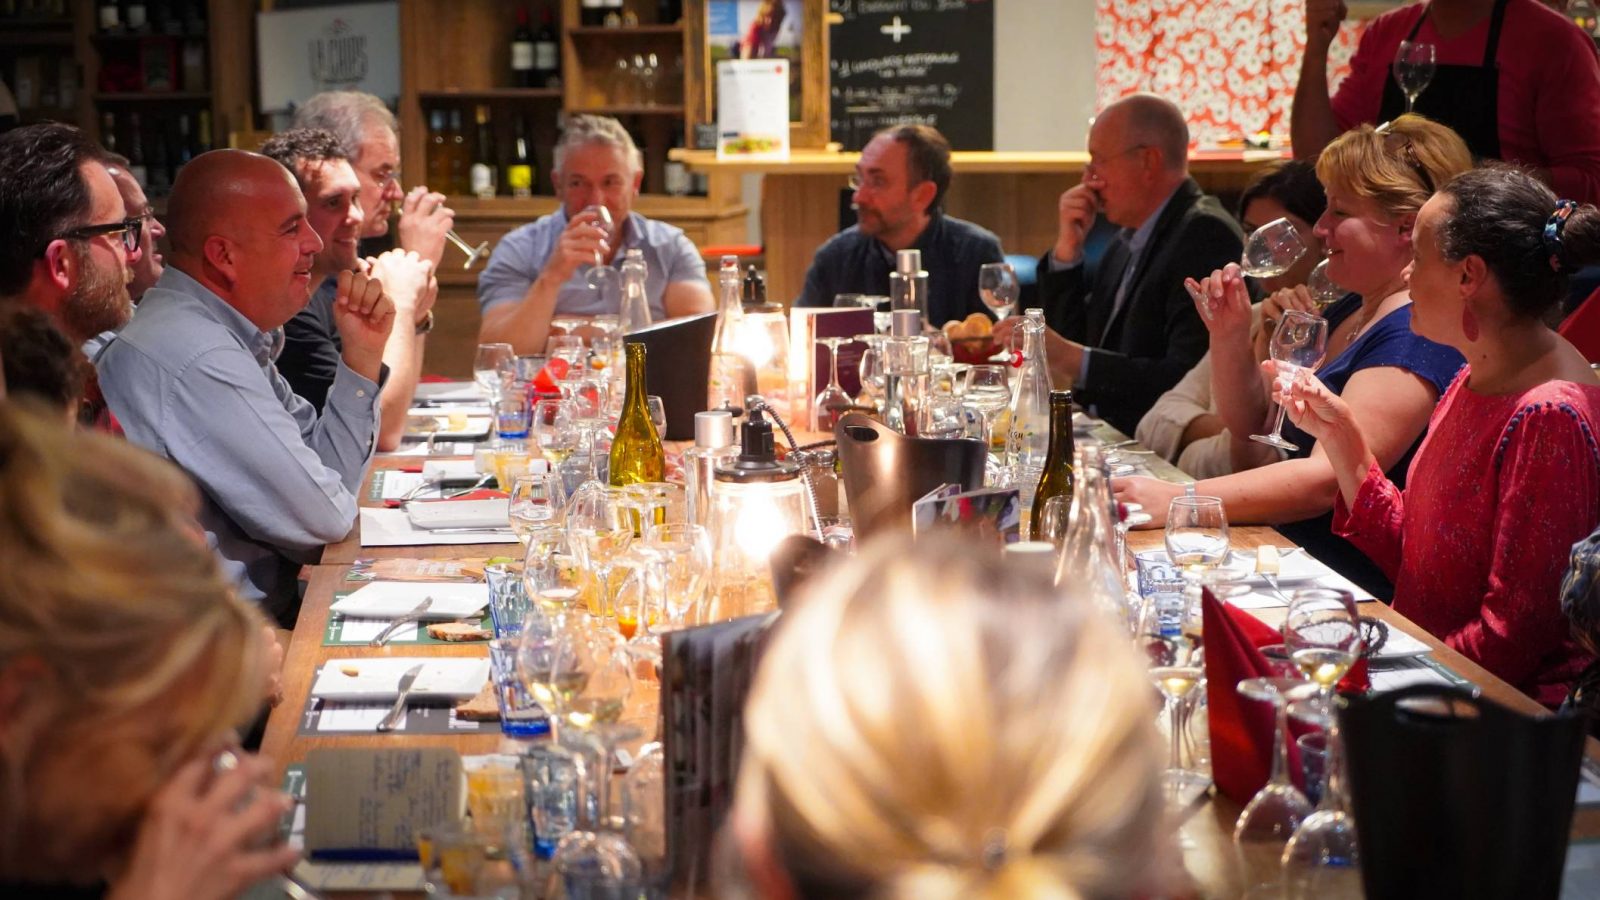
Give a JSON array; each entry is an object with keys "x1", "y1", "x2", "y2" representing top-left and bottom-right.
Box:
[
  {"x1": 417, "y1": 88, "x2": 564, "y2": 101},
  {"x1": 92, "y1": 91, "x2": 212, "y2": 101},
  {"x1": 568, "y1": 24, "x2": 682, "y2": 36},
  {"x1": 570, "y1": 104, "x2": 684, "y2": 116}
]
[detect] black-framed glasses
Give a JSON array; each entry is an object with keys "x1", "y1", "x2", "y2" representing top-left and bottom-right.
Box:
[
  {"x1": 1375, "y1": 121, "x2": 1435, "y2": 195},
  {"x1": 57, "y1": 216, "x2": 143, "y2": 253}
]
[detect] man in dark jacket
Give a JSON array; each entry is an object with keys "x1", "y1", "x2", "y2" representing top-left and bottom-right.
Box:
[{"x1": 997, "y1": 93, "x2": 1243, "y2": 435}]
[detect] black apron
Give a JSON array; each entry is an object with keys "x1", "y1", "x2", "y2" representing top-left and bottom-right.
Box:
[{"x1": 1378, "y1": 0, "x2": 1507, "y2": 161}]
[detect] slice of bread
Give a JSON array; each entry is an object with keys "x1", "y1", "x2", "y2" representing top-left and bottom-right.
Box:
[
  {"x1": 427, "y1": 621, "x2": 492, "y2": 642},
  {"x1": 454, "y1": 680, "x2": 500, "y2": 721}
]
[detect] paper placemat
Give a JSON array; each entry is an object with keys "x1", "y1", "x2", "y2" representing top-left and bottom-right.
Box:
[
  {"x1": 297, "y1": 693, "x2": 500, "y2": 735},
  {"x1": 322, "y1": 593, "x2": 492, "y2": 646},
  {"x1": 360, "y1": 508, "x2": 520, "y2": 547}
]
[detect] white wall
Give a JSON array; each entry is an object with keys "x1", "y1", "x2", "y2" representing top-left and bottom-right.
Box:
[{"x1": 994, "y1": 0, "x2": 1098, "y2": 151}]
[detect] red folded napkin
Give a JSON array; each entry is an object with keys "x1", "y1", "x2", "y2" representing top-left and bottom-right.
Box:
[
  {"x1": 398, "y1": 465, "x2": 424, "y2": 473},
  {"x1": 532, "y1": 358, "x2": 569, "y2": 396},
  {"x1": 1203, "y1": 589, "x2": 1282, "y2": 803}
]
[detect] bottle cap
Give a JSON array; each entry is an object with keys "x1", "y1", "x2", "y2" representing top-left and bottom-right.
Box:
[
  {"x1": 890, "y1": 308, "x2": 921, "y2": 337},
  {"x1": 896, "y1": 248, "x2": 921, "y2": 275},
  {"x1": 694, "y1": 409, "x2": 734, "y2": 448}
]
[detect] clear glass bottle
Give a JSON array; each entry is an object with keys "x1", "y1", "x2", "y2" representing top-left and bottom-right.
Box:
[
  {"x1": 684, "y1": 410, "x2": 738, "y2": 528},
  {"x1": 707, "y1": 255, "x2": 749, "y2": 416},
  {"x1": 1008, "y1": 308, "x2": 1052, "y2": 471},
  {"x1": 1054, "y1": 445, "x2": 1132, "y2": 631},
  {"x1": 618, "y1": 248, "x2": 651, "y2": 333},
  {"x1": 608, "y1": 343, "x2": 665, "y2": 487}
]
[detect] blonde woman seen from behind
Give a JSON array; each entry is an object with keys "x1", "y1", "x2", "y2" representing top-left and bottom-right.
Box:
[
  {"x1": 726, "y1": 533, "x2": 1176, "y2": 899},
  {"x1": 0, "y1": 402, "x2": 295, "y2": 899}
]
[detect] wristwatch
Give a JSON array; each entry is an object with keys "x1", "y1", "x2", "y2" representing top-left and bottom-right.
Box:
[{"x1": 415, "y1": 310, "x2": 435, "y2": 334}]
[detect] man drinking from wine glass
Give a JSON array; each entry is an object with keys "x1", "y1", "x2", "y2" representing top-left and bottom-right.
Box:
[
  {"x1": 477, "y1": 114, "x2": 713, "y2": 355},
  {"x1": 995, "y1": 93, "x2": 1243, "y2": 436},
  {"x1": 261, "y1": 128, "x2": 438, "y2": 452},
  {"x1": 793, "y1": 123, "x2": 1005, "y2": 327},
  {"x1": 97, "y1": 149, "x2": 394, "y2": 625},
  {"x1": 1292, "y1": 0, "x2": 1600, "y2": 206}
]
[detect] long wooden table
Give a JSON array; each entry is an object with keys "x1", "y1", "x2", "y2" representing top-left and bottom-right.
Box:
[{"x1": 265, "y1": 427, "x2": 1600, "y2": 897}]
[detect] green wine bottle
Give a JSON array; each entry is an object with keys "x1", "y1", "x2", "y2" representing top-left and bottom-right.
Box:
[
  {"x1": 609, "y1": 341, "x2": 665, "y2": 487},
  {"x1": 1029, "y1": 390, "x2": 1076, "y2": 540}
]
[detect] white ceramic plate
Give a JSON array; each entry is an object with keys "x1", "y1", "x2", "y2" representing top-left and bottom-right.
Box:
[
  {"x1": 414, "y1": 382, "x2": 486, "y2": 403},
  {"x1": 404, "y1": 415, "x2": 491, "y2": 441},
  {"x1": 422, "y1": 459, "x2": 487, "y2": 483},
  {"x1": 1370, "y1": 626, "x2": 1433, "y2": 660},
  {"x1": 1230, "y1": 548, "x2": 1329, "y2": 585},
  {"x1": 329, "y1": 582, "x2": 489, "y2": 620},
  {"x1": 310, "y1": 657, "x2": 491, "y2": 702}
]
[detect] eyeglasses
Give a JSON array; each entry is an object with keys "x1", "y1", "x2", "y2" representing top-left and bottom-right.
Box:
[
  {"x1": 847, "y1": 171, "x2": 891, "y2": 192},
  {"x1": 1375, "y1": 121, "x2": 1435, "y2": 195},
  {"x1": 1086, "y1": 144, "x2": 1149, "y2": 174},
  {"x1": 56, "y1": 216, "x2": 143, "y2": 254}
]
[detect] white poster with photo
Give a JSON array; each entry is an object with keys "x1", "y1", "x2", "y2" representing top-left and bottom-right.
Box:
[
  {"x1": 257, "y1": 1, "x2": 400, "y2": 114},
  {"x1": 715, "y1": 59, "x2": 790, "y2": 161}
]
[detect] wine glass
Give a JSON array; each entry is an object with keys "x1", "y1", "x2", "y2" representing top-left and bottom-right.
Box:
[
  {"x1": 1234, "y1": 677, "x2": 1318, "y2": 845},
  {"x1": 1281, "y1": 695, "x2": 1363, "y2": 898},
  {"x1": 569, "y1": 500, "x2": 634, "y2": 620},
  {"x1": 978, "y1": 261, "x2": 1020, "y2": 321},
  {"x1": 1037, "y1": 494, "x2": 1072, "y2": 547},
  {"x1": 1242, "y1": 217, "x2": 1309, "y2": 279},
  {"x1": 509, "y1": 473, "x2": 565, "y2": 543},
  {"x1": 1283, "y1": 588, "x2": 1362, "y2": 714},
  {"x1": 1251, "y1": 310, "x2": 1329, "y2": 452},
  {"x1": 643, "y1": 522, "x2": 711, "y2": 630},
  {"x1": 646, "y1": 395, "x2": 666, "y2": 434},
  {"x1": 854, "y1": 334, "x2": 886, "y2": 412},
  {"x1": 1306, "y1": 257, "x2": 1345, "y2": 310},
  {"x1": 1149, "y1": 662, "x2": 1209, "y2": 806},
  {"x1": 584, "y1": 204, "x2": 620, "y2": 305},
  {"x1": 1164, "y1": 495, "x2": 1230, "y2": 580},
  {"x1": 560, "y1": 629, "x2": 637, "y2": 828},
  {"x1": 533, "y1": 398, "x2": 579, "y2": 464},
  {"x1": 814, "y1": 337, "x2": 854, "y2": 431},
  {"x1": 1393, "y1": 41, "x2": 1436, "y2": 113},
  {"x1": 474, "y1": 342, "x2": 516, "y2": 404},
  {"x1": 962, "y1": 364, "x2": 1011, "y2": 452}
]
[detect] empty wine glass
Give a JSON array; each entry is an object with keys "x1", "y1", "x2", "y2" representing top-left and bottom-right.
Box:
[
  {"x1": 643, "y1": 522, "x2": 711, "y2": 630},
  {"x1": 584, "y1": 204, "x2": 620, "y2": 305},
  {"x1": 1242, "y1": 217, "x2": 1309, "y2": 279},
  {"x1": 815, "y1": 337, "x2": 854, "y2": 430},
  {"x1": 1164, "y1": 495, "x2": 1230, "y2": 580},
  {"x1": 854, "y1": 334, "x2": 886, "y2": 412},
  {"x1": 1252, "y1": 310, "x2": 1329, "y2": 452},
  {"x1": 474, "y1": 342, "x2": 516, "y2": 404},
  {"x1": 1281, "y1": 695, "x2": 1363, "y2": 898},
  {"x1": 509, "y1": 473, "x2": 564, "y2": 544},
  {"x1": 1234, "y1": 677, "x2": 1317, "y2": 845},
  {"x1": 962, "y1": 364, "x2": 1011, "y2": 453},
  {"x1": 978, "y1": 261, "x2": 1020, "y2": 321},
  {"x1": 1393, "y1": 41, "x2": 1436, "y2": 113},
  {"x1": 1306, "y1": 257, "x2": 1345, "y2": 309}
]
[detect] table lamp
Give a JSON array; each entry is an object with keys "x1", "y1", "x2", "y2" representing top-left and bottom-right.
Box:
[{"x1": 706, "y1": 407, "x2": 813, "y2": 620}]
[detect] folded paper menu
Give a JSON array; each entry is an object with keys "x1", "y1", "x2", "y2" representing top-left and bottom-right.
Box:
[
  {"x1": 911, "y1": 483, "x2": 1021, "y2": 544},
  {"x1": 303, "y1": 747, "x2": 465, "y2": 856}
]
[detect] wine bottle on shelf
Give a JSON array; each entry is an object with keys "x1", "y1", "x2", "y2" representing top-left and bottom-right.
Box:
[
  {"x1": 125, "y1": 113, "x2": 149, "y2": 185},
  {"x1": 608, "y1": 342, "x2": 665, "y2": 487},
  {"x1": 507, "y1": 115, "x2": 534, "y2": 198},
  {"x1": 426, "y1": 109, "x2": 449, "y2": 191},
  {"x1": 98, "y1": 0, "x2": 118, "y2": 31},
  {"x1": 100, "y1": 111, "x2": 118, "y2": 155},
  {"x1": 602, "y1": 0, "x2": 624, "y2": 27},
  {"x1": 124, "y1": 0, "x2": 146, "y2": 32},
  {"x1": 469, "y1": 104, "x2": 497, "y2": 199},
  {"x1": 510, "y1": 7, "x2": 535, "y2": 88},
  {"x1": 180, "y1": 0, "x2": 202, "y2": 33},
  {"x1": 1029, "y1": 390, "x2": 1076, "y2": 540},
  {"x1": 447, "y1": 108, "x2": 469, "y2": 195},
  {"x1": 534, "y1": 7, "x2": 560, "y2": 88},
  {"x1": 147, "y1": 119, "x2": 171, "y2": 195},
  {"x1": 195, "y1": 108, "x2": 212, "y2": 152},
  {"x1": 656, "y1": 0, "x2": 681, "y2": 24},
  {"x1": 580, "y1": 0, "x2": 604, "y2": 27},
  {"x1": 175, "y1": 112, "x2": 194, "y2": 167}
]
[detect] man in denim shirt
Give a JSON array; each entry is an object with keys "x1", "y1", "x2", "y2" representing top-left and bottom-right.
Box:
[{"x1": 98, "y1": 150, "x2": 395, "y2": 624}]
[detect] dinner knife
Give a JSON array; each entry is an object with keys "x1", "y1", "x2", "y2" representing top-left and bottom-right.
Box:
[
  {"x1": 368, "y1": 596, "x2": 434, "y2": 648},
  {"x1": 376, "y1": 663, "x2": 425, "y2": 733}
]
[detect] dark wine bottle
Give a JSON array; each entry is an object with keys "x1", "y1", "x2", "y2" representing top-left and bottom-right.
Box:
[
  {"x1": 534, "y1": 7, "x2": 560, "y2": 87},
  {"x1": 510, "y1": 7, "x2": 535, "y2": 88},
  {"x1": 1029, "y1": 390, "x2": 1077, "y2": 540}
]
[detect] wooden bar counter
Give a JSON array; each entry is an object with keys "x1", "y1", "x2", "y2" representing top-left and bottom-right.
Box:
[{"x1": 670, "y1": 147, "x2": 1289, "y2": 309}]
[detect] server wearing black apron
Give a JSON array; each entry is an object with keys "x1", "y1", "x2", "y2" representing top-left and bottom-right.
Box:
[{"x1": 1377, "y1": 0, "x2": 1508, "y2": 161}]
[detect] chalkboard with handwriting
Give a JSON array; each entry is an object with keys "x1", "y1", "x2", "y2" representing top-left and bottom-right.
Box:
[{"x1": 828, "y1": 0, "x2": 994, "y2": 150}]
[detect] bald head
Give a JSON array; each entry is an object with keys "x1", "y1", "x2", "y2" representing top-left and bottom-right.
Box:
[
  {"x1": 1099, "y1": 94, "x2": 1189, "y2": 175},
  {"x1": 166, "y1": 149, "x2": 303, "y2": 260}
]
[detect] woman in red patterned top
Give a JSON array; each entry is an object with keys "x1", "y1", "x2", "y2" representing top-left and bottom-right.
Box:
[{"x1": 1279, "y1": 166, "x2": 1600, "y2": 706}]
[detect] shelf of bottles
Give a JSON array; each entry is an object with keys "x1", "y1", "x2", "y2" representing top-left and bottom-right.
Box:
[{"x1": 0, "y1": 0, "x2": 76, "y2": 125}]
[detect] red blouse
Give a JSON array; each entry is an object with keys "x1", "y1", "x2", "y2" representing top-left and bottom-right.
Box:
[{"x1": 1334, "y1": 371, "x2": 1600, "y2": 707}]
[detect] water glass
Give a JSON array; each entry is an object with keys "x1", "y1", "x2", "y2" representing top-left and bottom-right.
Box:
[
  {"x1": 489, "y1": 637, "x2": 551, "y2": 738},
  {"x1": 474, "y1": 342, "x2": 516, "y2": 403},
  {"x1": 1298, "y1": 731, "x2": 1329, "y2": 806},
  {"x1": 486, "y1": 563, "x2": 531, "y2": 638},
  {"x1": 495, "y1": 396, "x2": 533, "y2": 440}
]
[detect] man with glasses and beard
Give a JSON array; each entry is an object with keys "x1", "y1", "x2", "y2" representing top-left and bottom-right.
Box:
[{"x1": 0, "y1": 123, "x2": 136, "y2": 348}]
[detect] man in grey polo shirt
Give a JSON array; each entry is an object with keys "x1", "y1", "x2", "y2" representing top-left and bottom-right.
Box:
[
  {"x1": 98, "y1": 149, "x2": 395, "y2": 624},
  {"x1": 477, "y1": 114, "x2": 714, "y2": 354}
]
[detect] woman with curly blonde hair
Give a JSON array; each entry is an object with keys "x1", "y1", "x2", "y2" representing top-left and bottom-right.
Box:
[
  {"x1": 0, "y1": 402, "x2": 296, "y2": 898},
  {"x1": 726, "y1": 533, "x2": 1175, "y2": 899}
]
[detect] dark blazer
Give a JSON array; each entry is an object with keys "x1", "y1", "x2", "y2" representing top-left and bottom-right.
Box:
[{"x1": 1032, "y1": 177, "x2": 1243, "y2": 435}]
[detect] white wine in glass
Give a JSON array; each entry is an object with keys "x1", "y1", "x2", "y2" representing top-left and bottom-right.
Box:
[
  {"x1": 1306, "y1": 257, "x2": 1345, "y2": 309},
  {"x1": 1292, "y1": 647, "x2": 1357, "y2": 690},
  {"x1": 1393, "y1": 41, "x2": 1436, "y2": 113},
  {"x1": 1242, "y1": 217, "x2": 1308, "y2": 279}
]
